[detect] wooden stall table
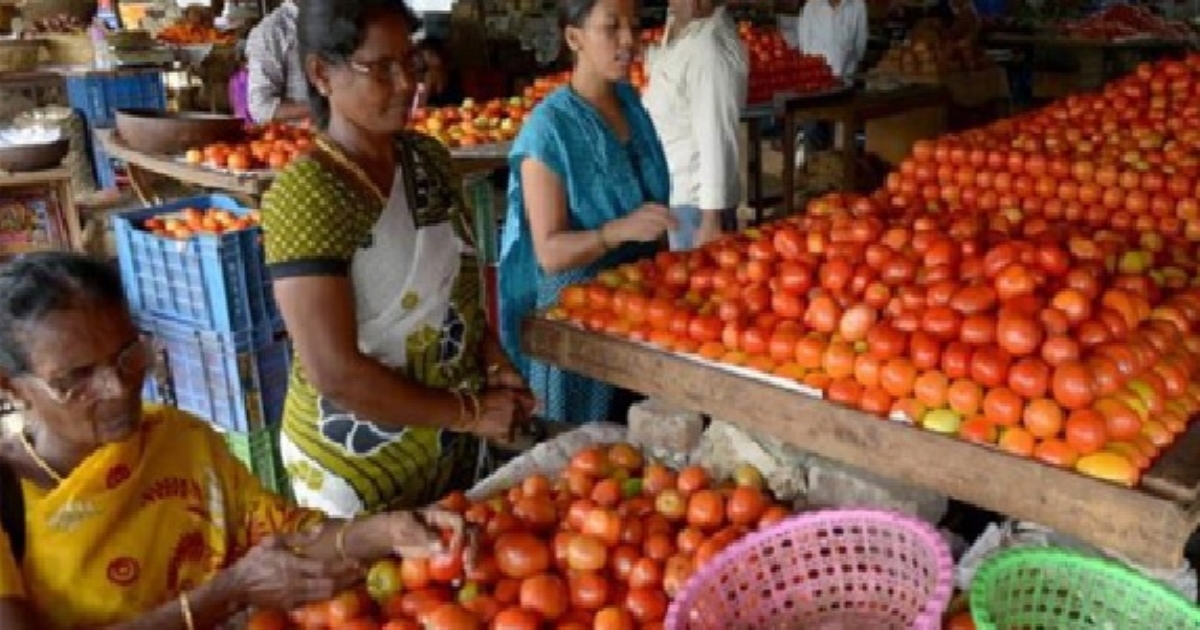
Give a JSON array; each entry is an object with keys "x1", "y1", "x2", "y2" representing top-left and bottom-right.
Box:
[
  {"x1": 0, "y1": 167, "x2": 82, "y2": 258},
  {"x1": 523, "y1": 316, "x2": 1200, "y2": 571},
  {"x1": 95, "y1": 129, "x2": 273, "y2": 207},
  {"x1": 778, "y1": 84, "x2": 949, "y2": 215}
]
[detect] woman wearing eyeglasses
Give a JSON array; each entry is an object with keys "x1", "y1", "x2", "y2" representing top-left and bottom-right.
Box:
[
  {"x1": 261, "y1": 0, "x2": 534, "y2": 519},
  {"x1": 0, "y1": 252, "x2": 468, "y2": 629}
]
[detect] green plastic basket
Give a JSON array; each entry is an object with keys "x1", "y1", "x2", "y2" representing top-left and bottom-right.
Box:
[
  {"x1": 970, "y1": 547, "x2": 1200, "y2": 629},
  {"x1": 222, "y1": 424, "x2": 289, "y2": 500}
]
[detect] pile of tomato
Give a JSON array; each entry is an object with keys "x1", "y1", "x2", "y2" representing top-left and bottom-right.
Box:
[
  {"x1": 247, "y1": 443, "x2": 787, "y2": 629},
  {"x1": 549, "y1": 54, "x2": 1200, "y2": 489},
  {"x1": 631, "y1": 23, "x2": 837, "y2": 102},
  {"x1": 184, "y1": 122, "x2": 314, "y2": 173}
]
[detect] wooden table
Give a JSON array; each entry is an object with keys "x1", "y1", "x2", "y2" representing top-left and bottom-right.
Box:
[
  {"x1": 777, "y1": 85, "x2": 949, "y2": 215},
  {"x1": 96, "y1": 129, "x2": 273, "y2": 207},
  {"x1": 0, "y1": 167, "x2": 82, "y2": 257},
  {"x1": 97, "y1": 128, "x2": 513, "y2": 207},
  {"x1": 523, "y1": 317, "x2": 1200, "y2": 570}
]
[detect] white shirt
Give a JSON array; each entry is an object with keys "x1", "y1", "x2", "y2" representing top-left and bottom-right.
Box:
[
  {"x1": 643, "y1": 6, "x2": 748, "y2": 211},
  {"x1": 797, "y1": 0, "x2": 869, "y2": 79},
  {"x1": 245, "y1": 1, "x2": 307, "y2": 123}
]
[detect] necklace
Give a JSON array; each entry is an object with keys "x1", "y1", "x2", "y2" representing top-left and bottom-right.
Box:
[
  {"x1": 315, "y1": 135, "x2": 389, "y2": 204},
  {"x1": 18, "y1": 430, "x2": 64, "y2": 485}
]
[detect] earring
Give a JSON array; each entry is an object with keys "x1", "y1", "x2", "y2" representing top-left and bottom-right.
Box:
[{"x1": 318, "y1": 86, "x2": 329, "y2": 96}]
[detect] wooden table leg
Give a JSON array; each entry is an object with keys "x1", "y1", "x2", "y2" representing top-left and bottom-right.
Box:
[
  {"x1": 125, "y1": 163, "x2": 164, "y2": 207},
  {"x1": 56, "y1": 180, "x2": 83, "y2": 252},
  {"x1": 781, "y1": 113, "x2": 797, "y2": 217},
  {"x1": 744, "y1": 117, "x2": 764, "y2": 228},
  {"x1": 838, "y1": 116, "x2": 858, "y2": 192}
]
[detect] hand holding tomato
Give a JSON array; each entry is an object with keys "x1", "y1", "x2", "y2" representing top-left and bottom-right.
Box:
[
  {"x1": 230, "y1": 535, "x2": 364, "y2": 611},
  {"x1": 365, "y1": 508, "x2": 475, "y2": 563},
  {"x1": 607, "y1": 203, "x2": 677, "y2": 245}
]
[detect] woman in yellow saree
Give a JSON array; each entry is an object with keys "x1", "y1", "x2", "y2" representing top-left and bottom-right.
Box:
[{"x1": 0, "y1": 252, "x2": 466, "y2": 630}]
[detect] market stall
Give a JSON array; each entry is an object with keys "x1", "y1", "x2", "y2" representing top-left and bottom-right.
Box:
[
  {"x1": 0, "y1": 166, "x2": 82, "y2": 257},
  {"x1": 522, "y1": 317, "x2": 1200, "y2": 570}
]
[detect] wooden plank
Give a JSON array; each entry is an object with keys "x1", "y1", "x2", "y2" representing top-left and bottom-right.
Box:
[
  {"x1": 0, "y1": 167, "x2": 72, "y2": 188},
  {"x1": 1143, "y1": 419, "x2": 1200, "y2": 504},
  {"x1": 523, "y1": 317, "x2": 1200, "y2": 570}
]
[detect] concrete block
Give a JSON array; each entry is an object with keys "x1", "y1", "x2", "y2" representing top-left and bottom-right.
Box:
[
  {"x1": 806, "y1": 456, "x2": 948, "y2": 524},
  {"x1": 627, "y1": 398, "x2": 705, "y2": 455}
]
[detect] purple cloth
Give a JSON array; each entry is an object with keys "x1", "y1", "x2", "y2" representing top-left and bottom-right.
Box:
[{"x1": 230, "y1": 68, "x2": 250, "y2": 122}]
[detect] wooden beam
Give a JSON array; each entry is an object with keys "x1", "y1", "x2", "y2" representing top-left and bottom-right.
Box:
[{"x1": 523, "y1": 317, "x2": 1200, "y2": 570}]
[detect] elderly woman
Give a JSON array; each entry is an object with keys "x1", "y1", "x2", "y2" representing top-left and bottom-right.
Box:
[
  {"x1": 262, "y1": 0, "x2": 533, "y2": 519},
  {"x1": 0, "y1": 252, "x2": 465, "y2": 629}
]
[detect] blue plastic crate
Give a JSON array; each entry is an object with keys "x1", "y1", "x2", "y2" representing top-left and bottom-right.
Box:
[
  {"x1": 139, "y1": 315, "x2": 291, "y2": 433},
  {"x1": 112, "y1": 195, "x2": 281, "y2": 333},
  {"x1": 66, "y1": 71, "x2": 166, "y2": 129}
]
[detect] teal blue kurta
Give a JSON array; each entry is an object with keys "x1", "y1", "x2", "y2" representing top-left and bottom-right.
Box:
[{"x1": 499, "y1": 83, "x2": 670, "y2": 422}]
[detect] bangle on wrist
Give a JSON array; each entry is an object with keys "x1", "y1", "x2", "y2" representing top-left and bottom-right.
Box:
[
  {"x1": 450, "y1": 389, "x2": 468, "y2": 429},
  {"x1": 463, "y1": 391, "x2": 482, "y2": 430},
  {"x1": 597, "y1": 223, "x2": 613, "y2": 251},
  {"x1": 335, "y1": 517, "x2": 359, "y2": 562},
  {"x1": 179, "y1": 592, "x2": 195, "y2": 630}
]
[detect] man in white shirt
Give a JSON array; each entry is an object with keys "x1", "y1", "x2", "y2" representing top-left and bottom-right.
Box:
[
  {"x1": 643, "y1": 0, "x2": 749, "y2": 250},
  {"x1": 245, "y1": 0, "x2": 310, "y2": 123},
  {"x1": 795, "y1": 0, "x2": 868, "y2": 150}
]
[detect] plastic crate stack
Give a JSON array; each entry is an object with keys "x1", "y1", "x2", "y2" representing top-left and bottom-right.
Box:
[
  {"x1": 65, "y1": 70, "x2": 166, "y2": 189},
  {"x1": 113, "y1": 195, "x2": 290, "y2": 496}
]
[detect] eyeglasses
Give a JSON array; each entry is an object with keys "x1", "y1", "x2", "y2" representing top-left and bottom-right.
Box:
[
  {"x1": 22, "y1": 336, "x2": 155, "y2": 405},
  {"x1": 346, "y1": 52, "x2": 428, "y2": 84}
]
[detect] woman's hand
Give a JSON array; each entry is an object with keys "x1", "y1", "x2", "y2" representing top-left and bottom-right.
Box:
[
  {"x1": 467, "y1": 387, "x2": 535, "y2": 443},
  {"x1": 230, "y1": 535, "x2": 364, "y2": 611},
  {"x1": 606, "y1": 203, "x2": 677, "y2": 245},
  {"x1": 368, "y1": 508, "x2": 475, "y2": 560}
]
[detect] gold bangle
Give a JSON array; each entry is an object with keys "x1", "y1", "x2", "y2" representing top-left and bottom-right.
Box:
[
  {"x1": 450, "y1": 389, "x2": 468, "y2": 429},
  {"x1": 463, "y1": 391, "x2": 482, "y2": 429},
  {"x1": 597, "y1": 224, "x2": 613, "y2": 251},
  {"x1": 179, "y1": 592, "x2": 195, "y2": 630},
  {"x1": 335, "y1": 518, "x2": 357, "y2": 563}
]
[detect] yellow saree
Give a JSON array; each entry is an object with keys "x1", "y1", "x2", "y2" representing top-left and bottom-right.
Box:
[{"x1": 0, "y1": 406, "x2": 323, "y2": 629}]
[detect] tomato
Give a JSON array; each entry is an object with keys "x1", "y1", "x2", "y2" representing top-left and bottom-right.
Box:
[
  {"x1": 593, "y1": 606, "x2": 636, "y2": 630},
  {"x1": 565, "y1": 534, "x2": 608, "y2": 572},
  {"x1": 940, "y1": 342, "x2": 974, "y2": 380},
  {"x1": 970, "y1": 345, "x2": 1012, "y2": 388},
  {"x1": 686, "y1": 490, "x2": 726, "y2": 531},
  {"x1": 1023, "y1": 398, "x2": 1065, "y2": 439},
  {"x1": 423, "y1": 603, "x2": 482, "y2": 630},
  {"x1": 366, "y1": 559, "x2": 404, "y2": 604},
  {"x1": 960, "y1": 314, "x2": 997, "y2": 346},
  {"x1": 518, "y1": 574, "x2": 568, "y2": 621},
  {"x1": 880, "y1": 358, "x2": 918, "y2": 398},
  {"x1": 401, "y1": 558, "x2": 432, "y2": 591},
  {"x1": 996, "y1": 315, "x2": 1044, "y2": 356},
  {"x1": 823, "y1": 342, "x2": 857, "y2": 379},
  {"x1": 494, "y1": 532, "x2": 551, "y2": 579},
  {"x1": 805, "y1": 294, "x2": 842, "y2": 333},
  {"x1": 1007, "y1": 357, "x2": 1050, "y2": 399},
  {"x1": 1065, "y1": 408, "x2": 1108, "y2": 455},
  {"x1": 950, "y1": 284, "x2": 998, "y2": 315},
  {"x1": 627, "y1": 557, "x2": 664, "y2": 591},
  {"x1": 625, "y1": 588, "x2": 669, "y2": 624},
  {"x1": 582, "y1": 508, "x2": 623, "y2": 546},
  {"x1": 866, "y1": 323, "x2": 908, "y2": 359},
  {"x1": 913, "y1": 370, "x2": 950, "y2": 409},
  {"x1": 429, "y1": 551, "x2": 466, "y2": 584},
  {"x1": 490, "y1": 607, "x2": 541, "y2": 630},
  {"x1": 903, "y1": 331, "x2": 939, "y2": 371}
]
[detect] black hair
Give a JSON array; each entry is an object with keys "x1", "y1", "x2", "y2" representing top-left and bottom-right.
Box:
[
  {"x1": 298, "y1": 0, "x2": 423, "y2": 129},
  {"x1": 559, "y1": 0, "x2": 603, "y2": 29},
  {"x1": 0, "y1": 252, "x2": 127, "y2": 375}
]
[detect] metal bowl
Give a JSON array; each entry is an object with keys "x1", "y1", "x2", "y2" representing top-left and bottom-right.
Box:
[
  {"x1": 0, "y1": 138, "x2": 69, "y2": 172},
  {"x1": 115, "y1": 108, "x2": 245, "y2": 155}
]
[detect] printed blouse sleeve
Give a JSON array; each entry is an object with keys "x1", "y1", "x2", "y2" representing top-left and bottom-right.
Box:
[
  {"x1": 200, "y1": 424, "x2": 324, "y2": 554},
  {"x1": 0, "y1": 527, "x2": 25, "y2": 599},
  {"x1": 262, "y1": 162, "x2": 362, "y2": 279}
]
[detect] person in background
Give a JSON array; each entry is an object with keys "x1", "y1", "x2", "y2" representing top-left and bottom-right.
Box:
[
  {"x1": 0, "y1": 252, "x2": 465, "y2": 629},
  {"x1": 795, "y1": 0, "x2": 868, "y2": 151},
  {"x1": 263, "y1": 0, "x2": 532, "y2": 518},
  {"x1": 500, "y1": 0, "x2": 675, "y2": 423},
  {"x1": 415, "y1": 37, "x2": 463, "y2": 108},
  {"x1": 245, "y1": 0, "x2": 310, "y2": 123},
  {"x1": 942, "y1": 0, "x2": 981, "y2": 46},
  {"x1": 643, "y1": 0, "x2": 748, "y2": 250}
]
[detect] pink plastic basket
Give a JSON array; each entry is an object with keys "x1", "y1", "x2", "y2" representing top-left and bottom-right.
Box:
[{"x1": 665, "y1": 509, "x2": 955, "y2": 630}]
